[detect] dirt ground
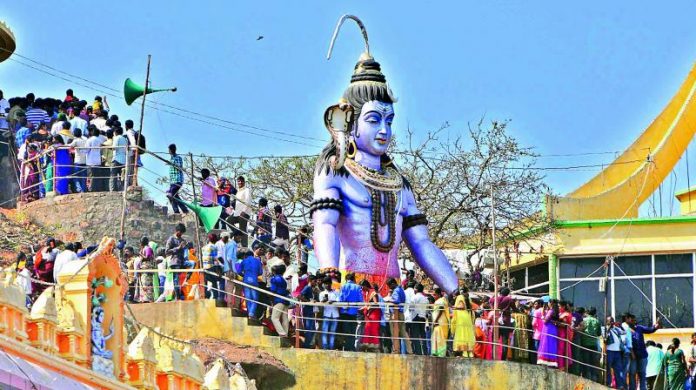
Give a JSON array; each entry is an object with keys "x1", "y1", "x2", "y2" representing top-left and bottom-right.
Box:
[
  {"x1": 190, "y1": 337, "x2": 296, "y2": 389},
  {"x1": 0, "y1": 208, "x2": 54, "y2": 268}
]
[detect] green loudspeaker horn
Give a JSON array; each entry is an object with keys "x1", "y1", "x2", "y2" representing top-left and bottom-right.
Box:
[
  {"x1": 180, "y1": 200, "x2": 223, "y2": 233},
  {"x1": 123, "y1": 78, "x2": 177, "y2": 105}
]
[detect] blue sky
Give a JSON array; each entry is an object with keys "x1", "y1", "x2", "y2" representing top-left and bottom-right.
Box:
[{"x1": 3, "y1": 1, "x2": 696, "y2": 216}]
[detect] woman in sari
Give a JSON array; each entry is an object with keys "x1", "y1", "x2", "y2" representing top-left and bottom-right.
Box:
[
  {"x1": 474, "y1": 310, "x2": 487, "y2": 358},
  {"x1": 483, "y1": 308, "x2": 505, "y2": 360},
  {"x1": 557, "y1": 301, "x2": 573, "y2": 371},
  {"x1": 136, "y1": 237, "x2": 155, "y2": 302},
  {"x1": 360, "y1": 280, "x2": 381, "y2": 352},
  {"x1": 431, "y1": 288, "x2": 449, "y2": 357},
  {"x1": 537, "y1": 299, "x2": 560, "y2": 367},
  {"x1": 52, "y1": 135, "x2": 71, "y2": 195},
  {"x1": 42, "y1": 142, "x2": 53, "y2": 194},
  {"x1": 451, "y1": 287, "x2": 476, "y2": 357},
  {"x1": 511, "y1": 303, "x2": 532, "y2": 362},
  {"x1": 20, "y1": 144, "x2": 41, "y2": 202},
  {"x1": 665, "y1": 338, "x2": 687, "y2": 390}
]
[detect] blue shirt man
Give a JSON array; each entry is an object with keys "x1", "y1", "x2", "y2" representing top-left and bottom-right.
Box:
[
  {"x1": 225, "y1": 239, "x2": 238, "y2": 273},
  {"x1": 390, "y1": 284, "x2": 407, "y2": 313},
  {"x1": 240, "y1": 254, "x2": 263, "y2": 285},
  {"x1": 239, "y1": 252, "x2": 263, "y2": 319},
  {"x1": 633, "y1": 322, "x2": 659, "y2": 359},
  {"x1": 270, "y1": 274, "x2": 289, "y2": 305},
  {"x1": 15, "y1": 126, "x2": 32, "y2": 148},
  {"x1": 339, "y1": 278, "x2": 363, "y2": 316},
  {"x1": 337, "y1": 273, "x2": 363, "y2": 352}
]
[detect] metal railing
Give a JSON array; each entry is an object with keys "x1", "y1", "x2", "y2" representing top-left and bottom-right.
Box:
[{"x1": 118, "y1": 266, "x2": 606, "y2": 383}]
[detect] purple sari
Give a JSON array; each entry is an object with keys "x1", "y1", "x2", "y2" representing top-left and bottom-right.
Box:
[{"x1": 536, "y1": 309, "x2": 559, "y2": 367}]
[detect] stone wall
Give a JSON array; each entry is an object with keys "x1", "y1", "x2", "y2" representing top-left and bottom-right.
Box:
[{"x1": 18, "y1": 190, "x2": 200, "y2": 248}]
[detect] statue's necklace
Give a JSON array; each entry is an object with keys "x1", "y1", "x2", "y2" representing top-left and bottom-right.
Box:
[
  {"x1": 344, "y1": 158, "x2": 400, "y2": 253},
  {"x1": 370, "y1": 189, "x2": 397, "y2": 253},
  {"x1": 344, "y1": 158, "x2": 403, "y2": 192}
]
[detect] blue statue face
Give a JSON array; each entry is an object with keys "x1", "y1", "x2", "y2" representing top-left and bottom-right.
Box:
[{"x1": 353, "y1": 100, "x2": 394, "y2": 156}]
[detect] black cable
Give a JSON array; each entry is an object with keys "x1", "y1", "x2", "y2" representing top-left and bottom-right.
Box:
[{"x1": 1, "y1": 348, "x2": 39, "y2": 389}]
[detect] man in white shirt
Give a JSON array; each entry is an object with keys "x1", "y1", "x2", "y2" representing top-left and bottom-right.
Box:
[
  {"x1": 51, "y1": 114, "x2": 67, "y2": 136},
  {"x1": 408, "y1": 283, "x2": 429, "y2": 355},
  {"x1": 68, "y1": 128, "x2": 88, "y2": 192},
  {"x1": 67, "y1": 108, "x2": 87, "y2": 135},
  {"x1": 227, "y1": 176, "x2": 252, "y2": 247},
  {"x1": 90, "y1": 111, "x2": 108, "y2": 131},
  {"x1": 54, "y1": 243, "x2": 78, "y2": 282},
  {"x1": 85, "y1": 126, "x2": 106, "y2": 192},
  {"x1": 319, "y1": 277, "x2": 340, "y2": 350}
]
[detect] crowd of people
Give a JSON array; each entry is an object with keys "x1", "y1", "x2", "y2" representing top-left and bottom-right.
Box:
[
  {"x1": 15, "y1": 226, "x2": 696, "y2": 389},
  {"x1": 5, "y1": 88, "x2": 696, "y2": 390},
  {"x1": 1, "y1": 89, "x2": 146, "y2": 203}
]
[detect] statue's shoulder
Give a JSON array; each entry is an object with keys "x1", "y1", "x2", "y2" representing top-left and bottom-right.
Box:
[{"x1": 313, "y1": 168, "x2": 344, "y2": 195}]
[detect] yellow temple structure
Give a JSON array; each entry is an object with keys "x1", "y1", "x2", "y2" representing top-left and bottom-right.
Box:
[
  {"x1": 507, "y1": 62, "x2": 696, "y2": 343},
  {"x1": 0, "y1": 237, "x2": 253, "y2": 390}
]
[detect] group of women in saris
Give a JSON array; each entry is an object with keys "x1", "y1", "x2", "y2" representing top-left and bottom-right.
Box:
[
  {"x1": 21, "y1": 135, "x2": 73, "y2": 197},
  {"x1": 430, "y1": 287, "x2": 477, "y2": 358},
  {"x1": 536, "y1": 299, "x2": 575, "y2": 370}
]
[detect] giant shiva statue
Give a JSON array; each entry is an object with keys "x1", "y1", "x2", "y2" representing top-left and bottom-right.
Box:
[{"x1": 311, "y1": 15, "x2": 458, "y2": 293}]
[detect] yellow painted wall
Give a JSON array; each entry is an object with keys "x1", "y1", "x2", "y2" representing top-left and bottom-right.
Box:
[
  {"x1": 676, "y1": 192, "x2": 696, "y2": 215},
  {"x1": 130, "y1": 301, "x2": 608, "y2": 390},
  {"x1": 508, "y1": 220, "x2": 696, "y2": 271}
]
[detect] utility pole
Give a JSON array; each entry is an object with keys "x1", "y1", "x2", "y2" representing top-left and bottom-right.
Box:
[
  {"x1": 132, "y1": 54, "x2": 151, "y2": 187},
  {"x1": 491, "y1": 183, "x2": 499, "y2": 360},
  {"x1": 188, "y1": 153, "x2": 202, "y2": 258}
]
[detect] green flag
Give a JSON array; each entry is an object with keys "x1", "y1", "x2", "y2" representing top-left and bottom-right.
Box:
[{"x1": 181, "y1": 200, "x2": 223, "y2": 232}]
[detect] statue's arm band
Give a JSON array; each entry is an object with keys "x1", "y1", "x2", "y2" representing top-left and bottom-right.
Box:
[
  {"x1": 309, "y1": 198, "x2": 343, "y2": 217},
  {"x1": 403, "y1": 213, "x2": 428, "y2": 230}
]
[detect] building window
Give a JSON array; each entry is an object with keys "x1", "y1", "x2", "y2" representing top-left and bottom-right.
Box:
[
  {"x1": 527, "y1": 263, "x2": 549, "y2": 287},
  {"x1": 510, "y1": 269, "x2": 525, "y2": 291},
  {"x1": 560, "y1": 280, "x2": 610, "y2": 318},
  {"x1": 614, "y1": 278, "x2": 653, "y2": 326},
  {"x1": 614, "y1": 255, "x2": 651, "y2": 277},
  {"x1": 655, "y1": 277, "x2": 694, "y2": 328},
  {"x1": 655, "y1": 254, "x2": 693, "y2": 275},
  {"x1": 510, "y1": 263, "x2": 549, "y2": 295},
  {"x1": 560, "y1": 257, "x2": 605, "y2": 279},
  {"x1": 559, "y1": 253, "x2": 695, "y2": 328}
]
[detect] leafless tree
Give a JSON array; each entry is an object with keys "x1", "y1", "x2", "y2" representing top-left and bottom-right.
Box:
[{"x1": 156, "y1": 119, "x2": 551, "y2": 272}]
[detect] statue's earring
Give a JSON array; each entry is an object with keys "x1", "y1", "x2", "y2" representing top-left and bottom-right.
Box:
[{"x1": 347, "y1": 138, "x2": 357, "y2": 159}]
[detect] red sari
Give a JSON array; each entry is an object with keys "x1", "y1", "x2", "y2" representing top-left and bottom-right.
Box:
[
  {"x1": 361, "y1": 291, "x2": 381, "y2": 346},
  {"x1": 557, "y1": 310, "x2": 573, "y2": 370}
]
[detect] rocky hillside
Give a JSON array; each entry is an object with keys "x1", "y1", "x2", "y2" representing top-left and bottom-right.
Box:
[{"x1": 0, "y1": 208, "x2": 55, "y2": 267}]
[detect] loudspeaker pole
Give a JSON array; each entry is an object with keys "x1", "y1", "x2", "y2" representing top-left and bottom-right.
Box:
[{"x1": 132, "y1": 54, "x2": 151, "y2": 187}]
